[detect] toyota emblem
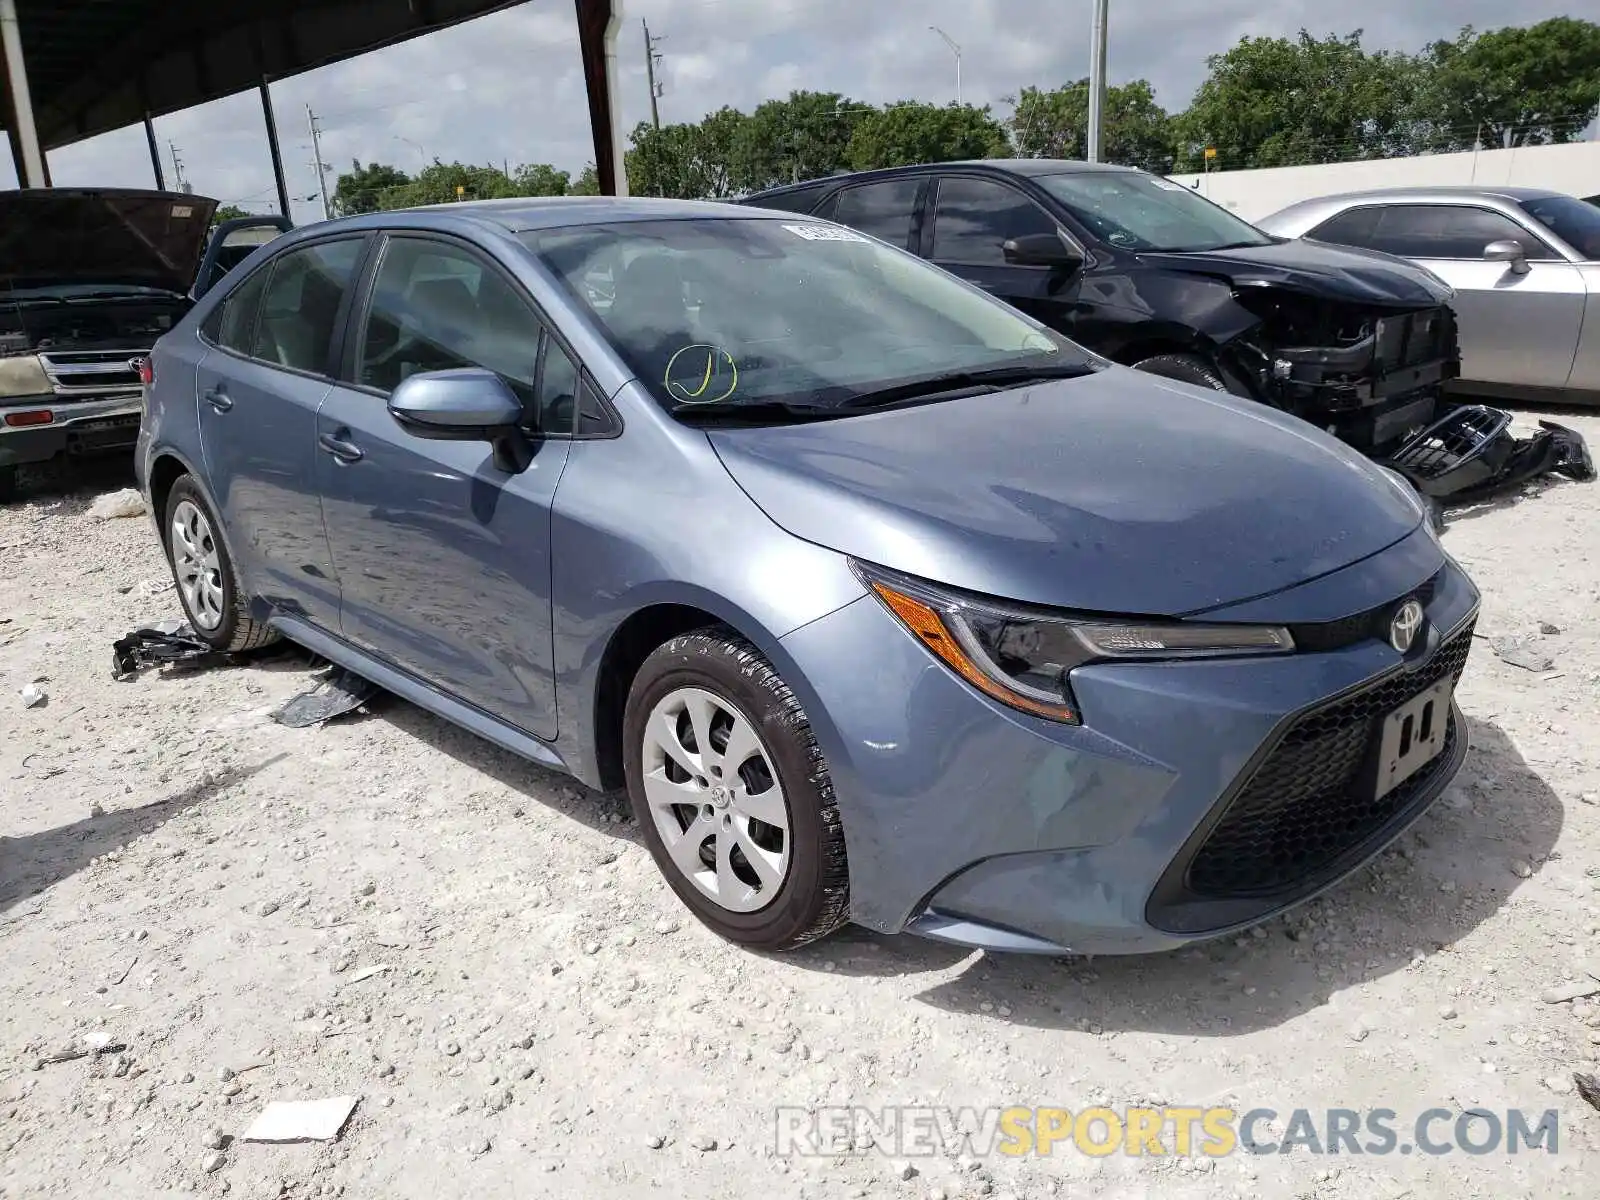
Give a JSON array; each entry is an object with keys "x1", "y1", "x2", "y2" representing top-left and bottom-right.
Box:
[{"x1": 1389, "y1": 599, "x2": 1425, "y2": 654}]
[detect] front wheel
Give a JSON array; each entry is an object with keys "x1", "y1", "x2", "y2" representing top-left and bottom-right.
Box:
[
  {"x1": 623, "y1": 629, "x2": 850, "y2": 952},
  {"x1": 1131, "y1": 352, "x2": 1231, "y2": 393}
]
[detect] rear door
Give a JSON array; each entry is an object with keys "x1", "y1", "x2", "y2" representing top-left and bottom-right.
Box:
[
  {"x1": 1310, "y1": 203, "x2": 1584, "y2": 391},
  {"x1": 315, "y1": 232, "x2": 576, "y2": 740},
  {"x1": 821, "y1": 178, "x2": 927, "y2": 252},
  {"x1": 923, "y1": 174, "x2": 1084, "y2": 328},
  {"x1": 195, "y1": 236, "x2": 366, "y2": 630}
]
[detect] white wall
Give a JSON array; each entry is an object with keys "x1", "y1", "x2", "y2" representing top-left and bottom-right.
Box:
[{"x1": 1167, "y1": 141, "x2": 1600, "y2": 224}]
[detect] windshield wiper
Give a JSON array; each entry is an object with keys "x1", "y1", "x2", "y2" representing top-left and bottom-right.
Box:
[
  {"x1": 671, "y1": 400, "x2": 841, "y2": 424},
  {"x1": 835, "y1": 361, "x2": 1098, "y2": 410}
]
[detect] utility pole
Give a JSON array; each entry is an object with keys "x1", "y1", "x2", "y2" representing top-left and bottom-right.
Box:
[
  {"x1": 167, "y1": 141, "x2": 190, "y2": 192},
  {"x1": 642, "y1": 18, "x2": 663, "y2": 129},
  {"x1": 307, "y1": 105, "x2": 331, "y2": 221},
  {"x1": 1087, "y1": 0, "x2": 1109, "y2": 162},
  {"x1": 928, "y1": 26, "x2": 962, "y2": 106}
]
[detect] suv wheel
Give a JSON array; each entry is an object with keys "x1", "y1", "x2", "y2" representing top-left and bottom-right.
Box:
[
  {"x1": 1132, "y1": 352, "x2": 1230, "y2": 392},
  {"x1": 161, "y1": 476, "x2": 278, "y2": 653},
  {"x1": 623, "y1": 629, "x2": 850, "y2": 951}
]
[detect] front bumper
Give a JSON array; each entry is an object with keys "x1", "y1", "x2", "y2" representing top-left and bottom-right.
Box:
[
  {"x1": 0, "y1": 391, "x2": 144, "y2": 469},
  {"x1": 778, "y1": 525, "x2": 1479, "y2": 955}
]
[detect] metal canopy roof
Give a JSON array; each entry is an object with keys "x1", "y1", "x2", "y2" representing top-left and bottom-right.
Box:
[{"x1": 1, "y1": 0, "x2": 623, "y2": 202}]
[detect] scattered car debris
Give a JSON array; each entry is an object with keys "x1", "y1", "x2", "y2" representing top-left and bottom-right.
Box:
[
  {"x1": 32, "y1": 1038, "x2": 127, "y2": 1070},
  {"x1": 1492, "y1": 637, "x2": 1557, "y2": 673},
  {"x1": 112, "y1": 620, "x2": 232, "y2": 680},
  {"x1": 1386, "y1": 406, "x2": 1596, "y2": 503},
  {"x1": 272, "y1": 667, "x2": 379, "y2": 729},
  {"x1": 1540, "y1": 980, "x2": 1600, "y2": 1004},
  {"x1": 19, "y1": 682, "x2": 44, "y2": 707},
  {"x1": 1577, "y1": 1073, "x2": 1600, "y2": 1115},
  {"x1": 240, "y1": 1096, "x2": 360, "y2": 1143},
  {"x1": 340, "y1": 963, "x2": 392, "y2": 986},
  {"x1": 88, "y1": 488, "x2": 148, "y2": 521}
]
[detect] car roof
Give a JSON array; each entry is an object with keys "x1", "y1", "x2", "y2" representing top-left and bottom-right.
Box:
[
  {"x1": 278, "y1": 196, "x2": 779, "y2": 242},
  {"x1": 1273, "y1": 185, "x2": 1567, "y2": 218},
  {"x1": 743, "y1": 158, "x2": 1139, "y2": 200}
]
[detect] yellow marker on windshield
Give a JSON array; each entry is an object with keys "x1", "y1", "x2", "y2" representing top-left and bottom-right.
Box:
[{"x1": 664, "y1": 344, "x2": 739, "y2": 404}]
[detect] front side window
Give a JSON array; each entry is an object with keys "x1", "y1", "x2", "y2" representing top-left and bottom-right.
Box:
[
  {"x1": 358, "y1": 237, "x2": 579, "y2": 434},
  {"x1": 1035, "y1": 170, "x2": 1273, "y2": 253},
  {"x1": 250, "y1": 239, "x2": 363, "y2": 373},
  {"x1": 931, "y1": 177, "x2": 1061, "y2": 264},
  {"x1": 830, "y1": 179, "x2": 923, "y2": 249},
  {"x1": 1352, "y1": 205, "x2": 1559, "y2": 261},
  {"x1": 524, "y1": 217, "x2": 1088, "y2": 415},
  {"x1": 1520, "y1": 195, "x2": 1600, "y2": 260}
]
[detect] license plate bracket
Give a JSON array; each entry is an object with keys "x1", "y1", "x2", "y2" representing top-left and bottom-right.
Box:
[{"x1": 1375, "y1": 679, "x2": 1453, "y2": 800}]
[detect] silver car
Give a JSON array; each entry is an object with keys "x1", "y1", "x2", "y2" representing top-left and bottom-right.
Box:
[{"x1": 1258, "y1": 187, "x2": 1600, "y2": 405}]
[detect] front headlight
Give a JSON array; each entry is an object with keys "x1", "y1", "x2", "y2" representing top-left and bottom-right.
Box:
[{"x1": 854, "y1": 562, "x2": 1295, "y2": 725}]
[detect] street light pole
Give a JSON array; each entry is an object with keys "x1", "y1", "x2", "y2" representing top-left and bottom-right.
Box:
[
  {"x1": 1087, "y1": 0, "x2": 1109, "y2": 162},
  {"x1": 928, "y1": 26, "x2": 962, "y2": 106}
]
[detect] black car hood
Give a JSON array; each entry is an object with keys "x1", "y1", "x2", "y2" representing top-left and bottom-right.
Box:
[
  {"x1": 0, "y1": 189, "x2": 219, "y2": 294},
  {"x1": 1139, "y1": 238, "x2": 1453, "y2": 307},
  {"x1": 708, "y1": 368, "x2": 1424, "y2": 617}
]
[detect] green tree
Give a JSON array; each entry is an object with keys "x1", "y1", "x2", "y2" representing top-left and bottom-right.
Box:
[
  {"x1": 1173, "y1": 31, "x2": 1428, "y2": 171},
  {"x1": 210, "y1": 204, "x2": 251, "y2": 225},
  {"x1": 1009, "y1": 79, "x2": 1175, "y2": 172},
  {"x1": 732, "y1": 91, "x2": 868, "y2": 191},
  {"x1": 382, "y1": 162, "x2": 520, "y2": 209},
  {"x1": 512, "y1": 162, "x2": 572, "y2": 196},
  {"x1": 1421, "y1": 19, "x2": 1600, "y2": 149},
  {"x1": 570, "y1": 164, "x2": 602, "y2": 195},
  {"x1": 625, "y1": 109, "x2": 751, "y2": 199},
  {"x1": 333, "y1": 160, "x2": 411, "y2": 215},
  {"x1": 845, "y1": 102, "x2": 1009, "y2": 171}
]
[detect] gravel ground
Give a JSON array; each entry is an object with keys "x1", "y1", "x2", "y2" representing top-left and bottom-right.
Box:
[{"x1": 3, "y1": 416, "x2": 1600, "y2": 1200}]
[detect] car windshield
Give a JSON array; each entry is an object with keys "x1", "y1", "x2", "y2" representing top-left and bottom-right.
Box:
[
  {"x1": 1520, "y1": 195, "x2": 1600, "y2": 260},
  {"x1": 1035, "y1": 171, "x2": 1274, "y2": 253},
  {"x1": 520, "y1": 218, "x2": 1090, "y2": 414}
]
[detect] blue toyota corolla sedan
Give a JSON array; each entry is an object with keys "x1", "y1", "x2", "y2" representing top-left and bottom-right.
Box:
[{"x1": 135, "y1": 196, "x2": 1478, "y2": 956}]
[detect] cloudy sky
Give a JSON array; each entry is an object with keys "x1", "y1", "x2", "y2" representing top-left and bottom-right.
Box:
[{"x1": 3, "y1": 0, "x2": 1588, "y2": 219}]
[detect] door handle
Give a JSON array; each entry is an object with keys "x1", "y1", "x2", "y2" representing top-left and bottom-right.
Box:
[
  {"x1": 318, "y1": 430, "x2": 364, "y2": 464},
  {"x1": 203, "y1": 386, "x2": 233, "y2": 413}
]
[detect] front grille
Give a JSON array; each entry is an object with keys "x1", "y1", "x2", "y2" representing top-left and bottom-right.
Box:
[
  {"x1": 38, "y1": 350, "x2": 144, "y2": 397},
  {"x1": 1375, "y1": 307, "x2": 1454, "y2": 373},
  {"x1": 1184, "y1": 619, "x2": 1474, "y2": 899},
  {"x1": 1289, "y1": 572, "x2": 1439, "y2": 653}
]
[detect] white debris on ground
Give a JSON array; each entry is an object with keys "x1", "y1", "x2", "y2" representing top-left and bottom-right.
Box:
[
  {"x1": 86, "y1": 488, "x2": 148, "y2": 522},
  {"x1": 2, "y1": 421, "x2": 1600, "y2": 1199}
]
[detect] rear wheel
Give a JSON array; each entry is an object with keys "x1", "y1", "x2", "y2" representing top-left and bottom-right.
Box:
[
  {"x1": 1132, "y1": 352, "x2": 1230, "y2": 393},
  {"x1": 161, "y1": 476, "x2": 279, "y2": 653},
  {"x1": 0, "y1": 466, "x2": 15, "y2": 505},
  {"x1": 623, "y1": 629, "x2": 849, "y2": 951}
]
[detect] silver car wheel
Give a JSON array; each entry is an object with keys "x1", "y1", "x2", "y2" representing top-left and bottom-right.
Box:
[
  {"x1": 640, "y1": 685, "x2": 791, "y2": 913},
  {"x1": 170, "y1": 498, "x2": 225, "y2": 631}
]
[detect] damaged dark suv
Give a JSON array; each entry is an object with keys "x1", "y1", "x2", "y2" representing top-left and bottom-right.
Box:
[
  {"x1": 741, "y1": 160, "x2": 1592, "y2": 501},
  {"x1": 0, "y1": 189, "x2": 289, "y2": 501}
]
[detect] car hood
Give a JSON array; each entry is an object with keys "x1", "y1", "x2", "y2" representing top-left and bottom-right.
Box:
[
  {"x1": 708, "y1": 369, "x2": 1423, "y2": 616},
  {"x1": 0, "y1": 189, "x2": 219, "y2": 294},
  {"x1": 1138, "y1": 237, "x2": 1452, "y2": 307}
]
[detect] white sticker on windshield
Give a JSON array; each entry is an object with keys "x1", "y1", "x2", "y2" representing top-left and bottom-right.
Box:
[
  {"x1": 783, "y1": 223, "x2": 869, "y2": 242},
  {"x1": 170, "y1": 205, "x2": 194, "y2": 218},
  {"x1": 1150, "y1": 180, "x2": 1185, "y2": 191}
]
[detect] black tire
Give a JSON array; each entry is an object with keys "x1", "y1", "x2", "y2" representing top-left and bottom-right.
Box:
[
  {"x1": 0, "y1": 466, "x2": 16, "y2": 505},
  {"x1": 1131, "y1": 352, "x2": 1230, "y2": 392},
  {"x1": 623, "y1": 628, "x2": 850, "y2": 952},
  {"x1": 161, "y1": 475, "x2": 279, "y2": 653}
]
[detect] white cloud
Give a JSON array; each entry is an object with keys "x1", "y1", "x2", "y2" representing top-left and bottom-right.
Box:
[{"x1": 4, "y1": 0, "x2": 1587, "y2": 218}]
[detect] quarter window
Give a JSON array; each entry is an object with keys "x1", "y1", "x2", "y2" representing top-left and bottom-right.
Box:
[
  {"x1": 250, "y1": 240, "x2": 363, "y2": 373},
  {"x1": 831, "y1": 179, "x2": 923, "y2": 249},
  {"x1": 931, "y1": 177, "x2": 1060, "y2": 264},
  {"x1": 215, "y1": 265, "x2": 272, "y2": 356}
]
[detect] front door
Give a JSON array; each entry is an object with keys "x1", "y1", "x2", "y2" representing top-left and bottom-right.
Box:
[
  {"x1": 923, "y1": 175, "x2": 1084, "y2": 332},
  {"x1": 195, "y1": 237, "x2": 365, "y2": 629},
  {"x1": 316, "y1": 234, "x2": 576, "y2": 740}
]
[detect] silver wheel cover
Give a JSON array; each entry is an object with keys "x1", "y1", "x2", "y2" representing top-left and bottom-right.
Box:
[{"x1": 170, "y1": 499, "x2": 226, "y2": 631}]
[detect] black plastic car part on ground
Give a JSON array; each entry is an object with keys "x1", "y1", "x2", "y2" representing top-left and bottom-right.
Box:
[
  {"x1": 0, "y1": 191, "x2": 291, "y2": 501},
  {"x1": 740, "y1": 159, "x2": 1591, "y2": 502}
]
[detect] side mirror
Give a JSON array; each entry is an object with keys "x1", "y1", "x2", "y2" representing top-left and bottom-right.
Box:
[
  {"x1": 1002, "y1": 232, "x2": 1084, "y2": 270},
  {"x1": 1483, "y1": 239, "x2": 1530, "y2": 275},
  {"x1": 388, "y1": 368, "x2": 533, "y2": 473}
]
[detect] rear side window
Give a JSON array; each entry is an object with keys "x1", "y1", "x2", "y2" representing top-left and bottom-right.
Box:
[
  {"x1": 1307, "y1": 207, "x2": 1380, "y2": 248},
  {"x1": 250, "y1": 240, "x2": 364, "y2": 373},
  {"x1": 931, "y1": 177, "x2": 1060, "y2": 264},
  {"x1": 832, "y1": 179, "x2": 923, "y2": 250},
  {"x1": 746, "y1": 183, "x2": 828, "y2": 215}
]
